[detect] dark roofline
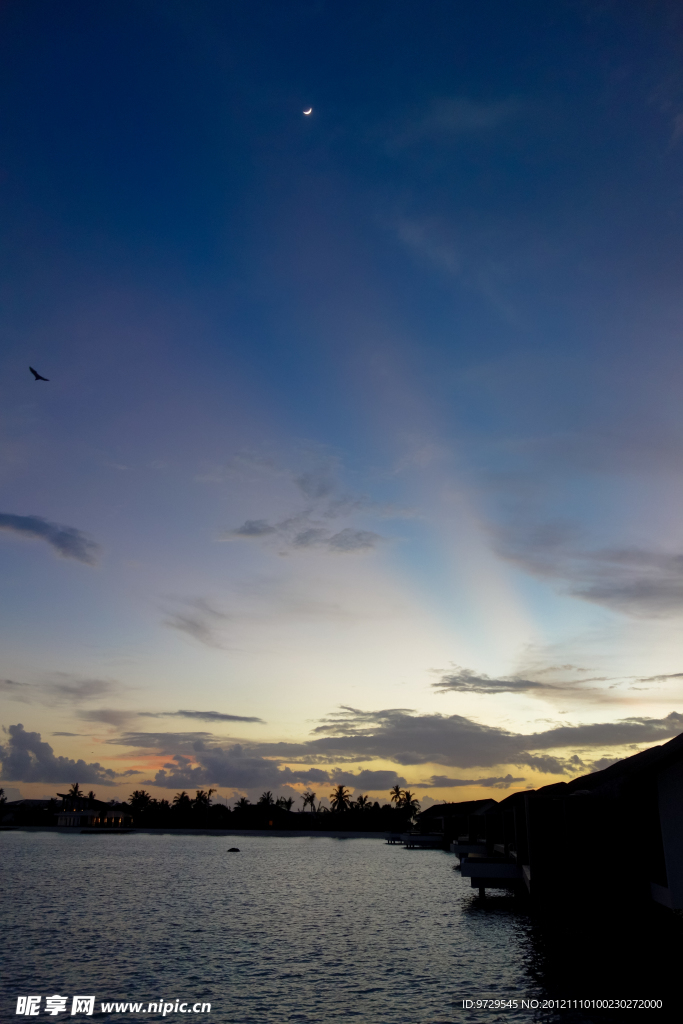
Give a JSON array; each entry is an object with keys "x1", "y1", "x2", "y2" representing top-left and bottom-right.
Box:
[
  {"x1": 419, "y1": 798, "x2": 498, "y2": 816},
  {"x1": 531, "y1": 730, "x2": 683, "y2": 799},
  {"x1": 3, "y1": 799, "x2": 55, "y2": 808}
]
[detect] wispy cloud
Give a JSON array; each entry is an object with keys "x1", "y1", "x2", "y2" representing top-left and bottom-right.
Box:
[
  {"x1": 295, "y1": 465, "x2": 337, "y2": 500},
  {"x1": 496, "y1": 524, "x2": 683, "y2": 617},
  {"x1": 420, "y1": 774, "x2": 525, "y2": 789},
  {"x1": 77, "y1": 709, "x2": 136, "y2": 728},
  {"x1": 390, "y1": 96, "x2": 521, "y2": 149},
  {"x1": 227, "y1": 513, "x2": 383, "y2": 555},
  {"x1": 0, "y1": 513, "x2": 99, "y2": 565},
  {"x1": 107, "y1": 730, "x2": 216, "y2": 748},
  {"x1": 222, "y1": 455, "x2": 397, "y2": 556},
  {"x1": 1, "y1": 676, "x2": 135, "y2": 719},
  {"x1": 329, "y1": 768, "x2": 407, "y2": 791},
  {"x1": 326, "y1": 529, "x2": 381, "y2": 552},
  {"x1": 0, "y1": 679, "x2": 32, "y2": 704},
  {"x1": 433, "y1": 666, "x2": 553, "y2": 695},
  {"x1": 140, "y1": 710, "x2": 265, "y2": 724},
  {"x1": 231, "y1": 519, "x2": 277, "y2": 538},
  {"x1": 41, "y1": 677, "x2": 119, "y2": 705},
  {"x1": 394, "y1": 215, "x2": 526, "y2": 324},
  {"x1": 637, "y1": 672, "x2": 683, "y2": 683},
  {"x1": 162, "y1": 598, "x2": 230, "y2": 648}
]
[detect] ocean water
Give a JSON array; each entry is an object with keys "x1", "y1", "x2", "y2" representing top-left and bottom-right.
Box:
[{"x1": 0, "y1": 831, "x2": 674, "y2": 1023}]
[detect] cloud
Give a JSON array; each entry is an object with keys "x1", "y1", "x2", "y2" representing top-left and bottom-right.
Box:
[
  {"x1": 0, "y1": 724, "x2": 130, "y2": 785},
  {"x1": 329, "y1": 769, "x2": 407, "y2": 791},
  {"x1": 496, "y1": 525, "x2": 683, "y2": 617},
  {"x1": 0, "y1": 513, "x2": 99, "y2": 565},
  {"x1": 291, "y1": 527, "x2": 328, "y2": 548},
  {"x1": 295, "y1": 466, "x2": 336, "y2": 500},
  {"x1": 131, "y1": 746, "x2": 404, "y2": 795},
  {"x1": 107, "y1": 730, "x2": 216, "y2": 748},
  {"x1": 588, "y1": 756, "x2": 622, "y2": 773},
  {"x1": 574, "y1": 550, "x2": 683, "y2": 615},
  {"x1": 327, "y1": 529, "x2": 381, "y2": 552},
  {"x1": 420, "y1": 774, "x2": 525, "y2": 789},
  {"x1": 143, "y1": 746, "x2": 332, "y2": 791},
  {"x1": 519, "y1": 715, "x2": 683, "y2": 751},
  {"x1": 432, "y1": 659, "x2": 679, "y2": 700},
  {"x1": 77, "y1": 709, "x2": 136, "y2": 728},
  {"x1": 228, "y1": 517, "x2": 383, "y2": 555},
  {"x1": 637, "y1": 672, "x2": 683, "y2": 683},
  {"x1": 391, "y1": 96, "x2": 520, "y2": 148},
  {"x1": 102, "y1": 705, "x2": 683, "y2": 788},
  {"x1": 0, "y1": 679, "x2": 32, "y2": 704},
  {"x1": 396, "y1": 220, "x2": 462, "y2": 277},
  {"x1": 2, "y1": 676, "x2": 129, "y2": 709},
  {"x1": 41, "y1": 678, "x2": 118, "y2": 705},
  {"x1": 231, "y1": 519, "x2": 277, "y2": 538},
  {"x1": 162, "y1": 598, "x2": 229, "y2": 648},
  {"x1": 433, "y1": 666, "x2": 552, "y2": 695},
  {"x1": 223, "y1": 456, "x2": 387, "y2": 557},
  {"x1": 139, "y1": 710, "x2": 265, "y2": 724},
  {"x1": 260, "y1": 706, "x2": 683, "y2": 774},
  {"x1": 102, "y1": 732, "x2": 402, "y2": 794}
]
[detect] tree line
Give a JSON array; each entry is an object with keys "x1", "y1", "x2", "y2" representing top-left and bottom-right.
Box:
[
  {"x1": 125, "y1": 782, "x2": 420, "y2": 829},
  {"x1": 1, "y1": 782, "x2": 421, "y2": 831}
]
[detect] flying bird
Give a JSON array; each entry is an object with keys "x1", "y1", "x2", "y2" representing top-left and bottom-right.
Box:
[
  {"x1": 29, "y1": 366, "x2": 49, "y2": 381},
  {"x1": 303, "y1": 108, "x2": 312, "y2": 115}
]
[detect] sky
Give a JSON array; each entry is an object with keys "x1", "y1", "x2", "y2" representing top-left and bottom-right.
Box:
[{"x1": 2, "y1": 0, "x2": 683, "y2": 809}]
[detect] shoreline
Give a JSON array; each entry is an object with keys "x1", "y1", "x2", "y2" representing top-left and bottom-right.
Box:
[{"x1": 1, "y1": 826, "x2": 391, "y2": 839}]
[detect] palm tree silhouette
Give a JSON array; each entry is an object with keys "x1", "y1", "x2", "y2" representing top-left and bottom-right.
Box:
[
  {"x1": 129, "y1": 790, "x2": 153, "y2": 811},
  {"x1": 172, "y1": 791, "x2": 192, "y2": 812},
  {"x1": 276, "y1": 796, "x2": 294, "y2": 810},
  {"x1": 257, "y1": 791, "x2": 275, "y2": 807},
  {"x1": 401, "y1": 790, "x2": 421, "y2": 816},
  {"x1": 193, "y1": 789, "x2": 216, "y2": 810},
  {"x1": 68, "y1": 783, "x2": 83, "y2": 799},
  {"x1": 234, "y1": 796, "x2": 251, "y2": 811},
  {"x1": 330, "y1": 784, "x2": 351, "y2": 812},
  {"x1": 302, "y1": 790, "x2": 317, "y2": 811},
  {"x1": 390, "y1": 784, "x2": 404, "y2": 806},
  {"x1": 355, "y1": 794, "x2": 371, "y2": 810}
]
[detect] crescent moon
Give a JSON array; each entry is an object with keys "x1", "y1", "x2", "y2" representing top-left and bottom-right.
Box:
[{"x1": 303, "y1": 108, "x2": 312, "y2": 115}]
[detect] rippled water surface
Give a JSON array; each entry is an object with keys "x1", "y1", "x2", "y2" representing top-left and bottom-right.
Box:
[{"x1": 0, "y1": 831, "x2": 674, "y2": 1023}]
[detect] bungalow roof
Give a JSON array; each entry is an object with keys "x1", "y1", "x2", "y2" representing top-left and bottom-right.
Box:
[{"x1": 531, "y1": 730, "x2": 683, "y2": 800}]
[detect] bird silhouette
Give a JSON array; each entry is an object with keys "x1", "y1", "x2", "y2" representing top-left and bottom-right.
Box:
[{"x1": 29, "y1": 366, "x2": 49, "y2": 381}]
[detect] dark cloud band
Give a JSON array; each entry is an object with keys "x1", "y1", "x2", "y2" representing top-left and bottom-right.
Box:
[
  {"x1": 139, "y1": 710, "x2": 265, "y2": 724},
  {"x1": 0, "y1": 513, "x2": 99, "y2": 565}
]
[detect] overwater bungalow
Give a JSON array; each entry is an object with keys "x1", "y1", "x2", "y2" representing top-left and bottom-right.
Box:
[{"x1": 449, "y1": 731, "x2": 683, "y2": 911}]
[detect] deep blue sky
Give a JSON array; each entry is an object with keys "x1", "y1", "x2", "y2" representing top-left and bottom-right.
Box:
[{"x1": 2, "y1": 1, "x2": 683, "y2": 803}]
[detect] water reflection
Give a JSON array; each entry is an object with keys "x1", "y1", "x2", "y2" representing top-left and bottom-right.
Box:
[
  {"x1": 1, "y1": 833, "x2": 679, "y2": 1023},
  {"x1": 459, "y1": 878, "x2": 679, "y2": 1022}
]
